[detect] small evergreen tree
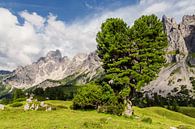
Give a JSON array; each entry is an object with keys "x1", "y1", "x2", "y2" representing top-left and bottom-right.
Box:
[
  {"x1": 73, "y1": 83, "x2": 102, "y2": 110},
  {"x1": 13, "y1": 89, "x2": 25, "y2": 100}
]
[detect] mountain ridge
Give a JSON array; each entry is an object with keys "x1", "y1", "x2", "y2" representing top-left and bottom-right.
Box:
[{"x1": 4, "y1": 50, "x2": 103, "y2": 89}]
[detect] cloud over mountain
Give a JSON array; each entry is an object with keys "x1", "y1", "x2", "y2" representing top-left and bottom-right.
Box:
[{"x1": 0, "y1": 0, "x2": 194, "y2": 70}]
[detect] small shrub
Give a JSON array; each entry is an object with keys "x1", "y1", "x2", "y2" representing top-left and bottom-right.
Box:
[
  {"x1": 141, "y1": 117, "x2": 152, "y2": 124},
  {"x1": 97, "y1": 103, "x2": 124, "y2": 116},
  {"x1": 34, "y1": 96, "x2": 46, "y2": 101},
  {"x1": 13, "y1": 98, "x2": 26, "y2": 102},
  {"x1": 99, "y1": 117, "x2": 111, "y2": 124},
  {"x1": 177, "y1": 125, "x2": 192, "y2": 129},
  {"x1": 83, "y1": 121, "x2": 102, "y2": 128},
  {"x1": 56, "y1": 105, "x2": 68, "y2": 109},
  {"x1": 0, "y1": 98, "x2": 12, "y2": 105},
  {"x1": 12, "y1": 89, "x2": 25, "y2": 100},
  {"x1": 73, "y1": 83, "x2": 102, "y2": 110},
  {"x1": 51, "y1": 106, "x2": 57, "y2": 110},
  {"x1": 10, "y1": 102, "x2": 23, "y2": 107},
  {"x1": 37, "y1": 106, "x2": 45, "y2": 111}
]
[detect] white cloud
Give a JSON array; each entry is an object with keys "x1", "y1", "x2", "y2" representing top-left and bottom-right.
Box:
[
  {"x1": 0, "y1": 0, "x2": 194, "y2": 70},
  {"x1": 143, "y1": 2, "x2": 170, "y2": 14},
  {"x1": 20, "y1": 10, "x2": 45, "y2": 30}
]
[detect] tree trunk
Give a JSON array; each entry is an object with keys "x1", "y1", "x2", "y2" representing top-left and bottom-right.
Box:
[
  {"x1": 122, "y1": 97, "x2": 133, "y2": 117},
  {"x1": 129, "y1": 87, "x2": 136, "y2": 99},
  {"x1": 122, "y1": 87, "x2": 136, "y2": 117}
]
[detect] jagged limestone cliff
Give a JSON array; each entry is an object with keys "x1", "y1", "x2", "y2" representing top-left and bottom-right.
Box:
[{"x1": 143, "y1": 15, "x2": 195, "y2": 96}]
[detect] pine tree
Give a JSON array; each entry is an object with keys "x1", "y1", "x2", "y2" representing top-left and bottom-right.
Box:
[
  {"x1": 127, "y1": 15, "x2": 168, "y2": 97},
  {"x1": 96, "y1": 15, "x2": 167, "y2": 114},
  {"x1": 96, "y1": 18, "x2": 130, "y2": 93}
]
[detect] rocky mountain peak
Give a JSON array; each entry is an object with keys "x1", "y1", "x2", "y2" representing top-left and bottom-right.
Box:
[
  {"x1": 4, "y1": 50, "x2": 102, "y2": 88},
  {"x1": 46, "y1": 49, "x2": 62, "y2": 60},
  {"x1": 72, "y1": 53, "x2": 88, "y2": 62},
  {"x1": 182, "y1": 15, "x2": 195, "y2": 24}
]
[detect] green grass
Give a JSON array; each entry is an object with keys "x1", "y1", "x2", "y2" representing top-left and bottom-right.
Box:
[
  {"x1": 178, "y1": 107, "x2": 195, "y2": 118},
  {"x1": 0, "y1": 101, "x2": 195, "y2": 129}
]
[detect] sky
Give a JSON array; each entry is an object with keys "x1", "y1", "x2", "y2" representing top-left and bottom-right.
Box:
[{"x1": 0, "y1": 0, "x2": 195, "y2": 70}]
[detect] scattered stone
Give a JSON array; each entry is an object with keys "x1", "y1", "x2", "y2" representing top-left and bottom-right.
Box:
[
  {"x1": 40, "y1": 101, "x2": 45, "y2": 107},
  {"x1": 0, "y1": 104, "x2": 5, "y2": 110},
  {"x1": 24, "y1": 104, "x2": 30, "y2": 111},
  {"x1": 35, "y1": 105, "x2": 39, "y2": 110},
  {"x1": 30, "y1": 103, "x2": 35, "y2": 110},
  {"x1": 26, "y1": 98, "x2": 32, "y2": 103},
  {"x1": 46, "y1": 106, "x2": 52, "y2": 111}
]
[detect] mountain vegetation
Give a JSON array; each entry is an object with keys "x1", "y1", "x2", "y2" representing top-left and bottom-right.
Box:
[{"x1": 73, "y1": 14, "x2": 168, "y2": 115}]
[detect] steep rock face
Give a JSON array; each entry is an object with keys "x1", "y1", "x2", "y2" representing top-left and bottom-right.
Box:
[
  {"x1": 143, "y1": 15, "x2": 195, "y2": 96},
  {"x1": 163, "y1": 15, "x2": 188, "y2": 63},
  {"x1": 4, "y1": 50, "x2": 102, "y2": 88}
]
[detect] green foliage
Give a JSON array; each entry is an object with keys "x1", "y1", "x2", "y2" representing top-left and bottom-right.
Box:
[
  {"x1": 0, "y1": 81, "x2": 11, "y2": 98},
  {"x1": 44, "y1": 87, "x2": 65, "y2": 100},
  {"x1": 13, "y1": 89, "x2": 25, "y2": 100},
  {"x1": 177, "y1": 125, "x2": 193, "y2": 129},
  {"x1": 96, "y1": 14, "x2": 167, "y2": 113},
  {"x1": 133, "y1": 86, "x2": 195, "y2": 109},
  {"x1": 13, "y1": 98, "x2": 26, "y2": 102},
  {"x1": 141, "y1": 117, "x2": 152, "y2": 124},
  {"x1": 96, "y1": 15, "x2": 167, "y2": 93},
  {"x1": 100, "y1": 83, "x2": 116, "y2": 105},
  {"x1": 82, "y1": 117, "x2": 111, "y2": 128},
  {"x1": 127, "y1": 14, "x2": 167, "y2": 90},
  {"x1": 0, "y1": 98, "x2": 12, "y2": 105},
  {"x1": 10, "y1": 102, "x2": 23, "y2": 107},
  {"x1": 33, "y1": 88, "x2": 44, "y2": 96},
  {"x1": 73, "y1": 83, "x2": 102, "y2": 109},
  {"x1": 30, "y1": 85, "x2": 81, "y2": 101},
  {"x1": 97, "y1": 104, "x2": 125, "y2": 116},
  {"x1": 167, "y1": 49, "x2": 180, "y2": 55},
  {"x1": 178, "y1": 107, "x2": 195, "y2": 118},
  {"x1": 190, "y1": 77, "x2": 195, "y2": 91}
]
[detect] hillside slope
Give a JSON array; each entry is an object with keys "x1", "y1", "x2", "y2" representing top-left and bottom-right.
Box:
[{"x1": 0, "y1": 101, "x2": 195, "y2": 129}]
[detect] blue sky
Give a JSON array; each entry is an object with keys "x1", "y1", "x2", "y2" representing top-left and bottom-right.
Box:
[
  {"x1": 0, "y1": 0, "x2": 137, "y2": 23},
  {"x1": 0, "y1": 0, "x2": 195, "y2": 70}
]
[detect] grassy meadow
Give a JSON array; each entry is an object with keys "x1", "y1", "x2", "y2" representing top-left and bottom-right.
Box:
[{"x1": 0, "y1": 100, "x2": 195, "y2": 129}]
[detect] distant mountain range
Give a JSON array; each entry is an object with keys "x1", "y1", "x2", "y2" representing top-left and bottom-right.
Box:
[{"x1": 4, "y1": 50, "x2": 103, "y2": 89}]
